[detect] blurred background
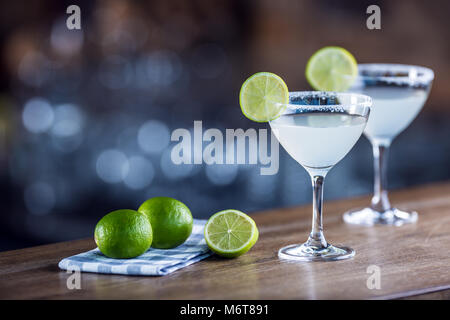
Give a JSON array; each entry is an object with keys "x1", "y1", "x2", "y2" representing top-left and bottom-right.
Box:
[{"x1": 0, "y1": 0, "x2": 449, "y2": 251}]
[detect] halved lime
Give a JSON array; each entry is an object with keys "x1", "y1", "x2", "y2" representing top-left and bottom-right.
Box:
[
  {"x1": 305, "y1": 46, "x2": 358, "y2": 91},
  {"x1": 204, "y1": 209, "x2": 259, "y2": 258},
  {"x1": 239, "y1": 72, "x2": 289, "y2": 122}
]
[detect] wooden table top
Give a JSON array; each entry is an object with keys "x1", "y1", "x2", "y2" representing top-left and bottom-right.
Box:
[{"x1": 1, "y1": 182, "x2": 450, "y2": 300}]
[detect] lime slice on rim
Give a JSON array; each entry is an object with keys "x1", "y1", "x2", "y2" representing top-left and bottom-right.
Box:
[
  {"x1": 305, "y1": 46, "x2": 358, "y2": 91},
  {"x1": 239, "y1": 72, "x2": 289, "y2": 122},
  {"x1": 204, "y1": 209, "x2": 259, "y2": 258}
]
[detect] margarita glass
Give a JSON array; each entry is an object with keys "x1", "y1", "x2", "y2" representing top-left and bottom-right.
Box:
[
  {"x1": 343, "y1": 64, "x2": 434, "y2": 226},
  {"x1": 270, "y1": 91, "x2": 371, "y2": 261}
]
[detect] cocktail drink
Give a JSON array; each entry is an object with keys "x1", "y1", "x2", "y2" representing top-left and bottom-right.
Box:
[
  {"x1": 271, "y1": 113, "x2": 366, "y2": 168},
  {"x1": 343, "y1": 64, "x2": 434, "y2": 226},
  {"x1": 270, "y1": 91, "x2": 371, "y2": 261}
]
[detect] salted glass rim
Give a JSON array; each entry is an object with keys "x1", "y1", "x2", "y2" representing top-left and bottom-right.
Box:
[
  {"x1": 273, "y1": 91, "x2": 372, "y2": 118},
  {"x1": 352, "y1": 63, "x2": 435, "y2": 85}
]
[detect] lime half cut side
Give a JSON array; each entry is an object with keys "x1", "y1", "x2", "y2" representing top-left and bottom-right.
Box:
[
  {"x1": 305, "y1": 46, "x2": 358, "y2": 92},
  {"x1": 239, "y1": 72, "x2": 289, "y2": 122},
  {"x1": 204, "y1": 209, "x2": 259, "y2": 258}
]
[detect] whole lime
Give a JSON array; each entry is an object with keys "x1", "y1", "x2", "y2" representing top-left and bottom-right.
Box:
[
  {"x1": 138, "y1": 197, "x2": 193, "y2": 249},
  {"x1": 94, "y1": 209, "x2": 153, "y2": 259}
]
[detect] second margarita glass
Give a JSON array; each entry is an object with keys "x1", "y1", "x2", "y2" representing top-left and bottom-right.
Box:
[{"x1": 342, "y1": 64, "x2": 434, "y2": 226}]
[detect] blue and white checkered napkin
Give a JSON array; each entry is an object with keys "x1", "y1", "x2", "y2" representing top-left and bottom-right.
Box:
[{"x1": 58, "y1": 219, "x2": 212, "y2": 276}]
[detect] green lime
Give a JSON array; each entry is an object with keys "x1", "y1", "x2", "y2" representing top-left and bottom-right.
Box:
[
  {"x1": 94, "y1": 209, "x2": 152, "y2": 259},
  {"x1": 239, "y1": 72, "x2": 289, "y2": 122},
  {"x1": 138, "y1": 197, "x2": 193, "y2": 249},
  {"x1": 204, "y1": 209, "x2": 259, "y2": 258},
  {"x1": 305, "y1": 46, "x2": 358, "y2": 91}
]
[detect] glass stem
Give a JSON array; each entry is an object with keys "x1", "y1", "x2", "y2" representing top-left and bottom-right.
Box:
[
  {"x1": 306, "y1": 174, "x2": 328, "y2": 249},
  {"x1": 371, "y1": 143, "x2": 391, "y2": 212}
]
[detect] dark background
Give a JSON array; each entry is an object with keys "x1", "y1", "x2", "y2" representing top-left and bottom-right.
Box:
[{"x1": 0, "y1": 0, "x2": 449, "y2": 251}]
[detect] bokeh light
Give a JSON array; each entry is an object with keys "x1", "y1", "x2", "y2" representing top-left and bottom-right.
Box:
[
  {"x1": 137, "y1": 120, "x2": 170, "y2": 154},
  {"x1": 96, "y1": 149, "x2": 130, "y2": 183},
  {"x1": 123, "y1": 156, "x2": 155, "y2": 190},
  {"x1": 51, "y1": 104, "x2": 84, "y2": 137},
  {"x1": 22, "y1": 98, "x2": 54, "y2": 133}
]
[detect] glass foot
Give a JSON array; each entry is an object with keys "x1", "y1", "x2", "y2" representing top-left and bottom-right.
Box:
[
  {"x1": 343, "y1": 207, "x2": 418, "y2": 226},
  {"x1": 278, "y1": 243, "x2": 355, "y2": 262}
]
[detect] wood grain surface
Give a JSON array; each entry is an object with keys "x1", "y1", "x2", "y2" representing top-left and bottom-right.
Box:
[{"x1": 1, "y1": 182, "x2": 450, "y2": 300}]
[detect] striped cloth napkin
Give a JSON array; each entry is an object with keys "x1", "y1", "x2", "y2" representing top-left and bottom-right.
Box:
[{"x1": 58, "y1": 219, "x2": 212, "y2": 276}]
